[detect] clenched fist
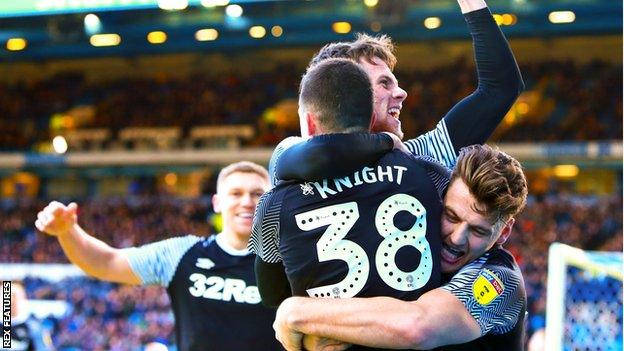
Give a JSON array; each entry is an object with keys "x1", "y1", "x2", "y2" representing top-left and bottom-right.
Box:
[{"x1": 35, "y1": 201, "x2": 78, "y2": 237}]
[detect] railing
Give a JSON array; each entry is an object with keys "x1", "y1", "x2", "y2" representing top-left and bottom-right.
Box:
[{"x1": 0, "y1": 141, "x2": 620, "y2": 169}]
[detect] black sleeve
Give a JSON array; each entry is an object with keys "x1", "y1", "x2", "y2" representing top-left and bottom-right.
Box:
[
  {"x1": 255, "y1": 257, "x2": 292, "y2": 308},
  {"x1": 275, "y1": 132, "x2": 394, "y2": 182},
  {"x1": 444, "y1": 7, "x2": 525, "y2": 152}
]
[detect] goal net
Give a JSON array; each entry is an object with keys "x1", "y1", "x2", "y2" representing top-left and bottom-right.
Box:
[{"x1": 546, "y1": 243, "x2": 623, "y2": 351}]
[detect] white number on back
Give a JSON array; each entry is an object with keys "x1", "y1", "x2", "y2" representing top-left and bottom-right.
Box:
[
  {"x1": 296, "y1": 194, "x2": 432, "y2": 297},
  {"x1": 295, "y1": 202, "x2": 369, "y2": 298},
  {"x1": 375, "y1": 194, "x2": 432, "y2": 291}
]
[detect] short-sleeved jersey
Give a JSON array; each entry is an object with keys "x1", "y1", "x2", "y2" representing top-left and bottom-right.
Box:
[
  {"x1": 252, "y1": 150, "x2": 449, "y2": 302},
  {"x1": 124, "y1": 234, "x2": 280, "y2": 351},
  {"x1": 438, "y1": 247, "x2": 527, "y2": 351}
]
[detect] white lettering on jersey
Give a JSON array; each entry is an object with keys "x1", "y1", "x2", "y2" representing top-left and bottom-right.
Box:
[
  {"x1": 313, "y1": 180, "x2": 338, "y2": 198},
  {"x1": 188, "y1": 274, "x2": 261, "y2": 304},
  {"x1": 313, "y1": 165, "x2": 408, "y2": 199}
]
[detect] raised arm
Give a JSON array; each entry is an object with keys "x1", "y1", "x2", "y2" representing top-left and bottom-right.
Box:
[
  {"x1": 404, "y1": 0, "x2": 524, "y2": 167},
  {"x1": 448, "y1": 0, "x2": 524, "y2": 147},
  {"x1": 35, "y1": 201, "x2": 141, "y2": 285}
]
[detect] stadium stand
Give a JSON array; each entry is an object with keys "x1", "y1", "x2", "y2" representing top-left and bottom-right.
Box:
[
  {"x1": 0, "y1": 59, "x2": 620, "y2": 152},
  {"x1": 1, "y1": 1, "x2": 621, "y2": 350}
]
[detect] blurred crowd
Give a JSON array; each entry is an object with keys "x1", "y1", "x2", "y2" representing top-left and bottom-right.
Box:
[
  {"x1": 1, "y1": 196, "x2": 213, "y2": 264},
  {"x1": 0, "y1": 58, "x2": 621, "y2": 151},
  {"x1": 24, "y1": 279, "x2": 173, "y2": 351},
  {"x1": 1, "y1": 186, "x2": 622, "y2": 349},
  {"x1": 400, "y1": 58, "x2": 622, "y2": 142}
]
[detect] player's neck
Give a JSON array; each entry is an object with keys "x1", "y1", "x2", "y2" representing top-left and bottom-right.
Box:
[{"x1": 218, "y1": 231, "x2": 249, "y2": 251}]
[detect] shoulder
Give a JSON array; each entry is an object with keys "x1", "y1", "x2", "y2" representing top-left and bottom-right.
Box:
[
  {"x1": 149, "y1": 234, "x2": 204, "y2": 252},
  {"x1": 413, "y1": 155, "x2": 452, "y2": 177},
  {"x1": 275, "y1": 136, "x2": 304, "y2": 150},
  {"x1": 270, "y1": 137, "x2": 305, "y2": 165},
  {"x1": 452, "y1": 249, "x2": 522, "y2": 286},
  {"x1": 385, "y1": 151, "x2": 451, "y2": 196},
  {"x1": 255, "y1": 189, "x2": 285, "y2": 217},
  {"x1": 250, "y1": 190, "x2": 284, "y2": 263},
  {"x1": 126, "y1": 235, "x2": 204, "y2": 267},
  {"x1": 443, "y1": 249, "x2": 526, "y2": 335},
  {"x1": 269, "y1": 136, "x2": 305, "y2": 186},
  {"x1": 124, "y1": 235, "x2": 206, "y2": 286},
  {"x1": 484, "y1": 247, "x2": 520, "y2": 270},
  {"x1": 383, "y1": 150, "x2": 450, "y2": 170},
  {"x1": 444, "y1": 249, "x2": 525, "y2": 307},
  {"x1": 402, "y1": 119, "x2": 457, "y2": 167}
]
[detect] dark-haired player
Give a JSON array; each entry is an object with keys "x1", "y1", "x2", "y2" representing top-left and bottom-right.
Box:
[{"x1": 250, "y1": 58, "x2": 450, "y2": 351}]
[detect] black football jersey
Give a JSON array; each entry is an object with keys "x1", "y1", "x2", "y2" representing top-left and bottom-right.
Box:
[
  {"x1": 126, "y1": 234, "x2": 281, "y2": 351},
  {"x1": 253, "y1": 150, "x2": 449, "y2": 302}
]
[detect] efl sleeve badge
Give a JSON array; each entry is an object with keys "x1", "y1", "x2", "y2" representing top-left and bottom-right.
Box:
[{"x1": 472, "y1": 268, "x2": 505, "y2": 305}]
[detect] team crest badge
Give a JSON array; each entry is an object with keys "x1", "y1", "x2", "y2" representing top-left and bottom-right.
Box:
[
  {"x1": 195, "y1": 258, "x2": 215, "y2": 270},
  {"x1": 472, "y1": 269, "x2": 505, "y2": 305},
  {"x1": 301, "y1": 182, "x2": 314, "y2": 196}
]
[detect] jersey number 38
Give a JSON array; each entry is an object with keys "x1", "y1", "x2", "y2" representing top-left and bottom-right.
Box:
[{"x1": 295, "y1": 193, "x2": 432, "y2": 298}]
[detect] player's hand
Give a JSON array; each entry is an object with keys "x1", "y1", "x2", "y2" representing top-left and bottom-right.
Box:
[
  {"x1": 35, "y1": 201, "x2": 78, "y2": 237},
  {"x1": 274, "y1": 299, "x2": 303, "y2": 351},
  {"x1": 274, "y1": 318, "x2": 303, "y2": 351},
  {"x1": 382, "y1": 132, "x2": 409, "y2": 154},
  {"x1": 302, "y1": 335, "x2": 351, "y2": 351}
]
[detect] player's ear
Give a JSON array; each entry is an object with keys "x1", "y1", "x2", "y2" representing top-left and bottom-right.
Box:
[
  {"x1": 496, "y1": 218, "x2": 514, "y2": 245},
  {"x1": 306, "y1": 111, "x2": 318, "y2": 135},
  {"x1": 369, "y1": 111, "x2": 377, "y2": 131},
  {"x1": 212, "y1": 194, "x2": 222, "y2": 214}
]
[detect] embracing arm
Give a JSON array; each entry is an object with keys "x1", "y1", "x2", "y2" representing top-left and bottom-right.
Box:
[
  {"x1": 35, "y1": 201, "x2": 141, "y2": 285},
  {"x1": 276, "y1": 133, "x2": 395, "y2": 182},
  {"x1": 276, "y1": 258, "x2": 525, "y2": 350},
  {"x1": 277, "y1": 289, "x2": 481, "y2": 350}
]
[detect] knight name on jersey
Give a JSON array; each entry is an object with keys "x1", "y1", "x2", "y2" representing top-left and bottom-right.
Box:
[
  {"x1": 311, "y1": 165, "x2": 408, "y2": 199},
  {"x1": 188, "y1": 273, "x2": 261, "y2": 305}
]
